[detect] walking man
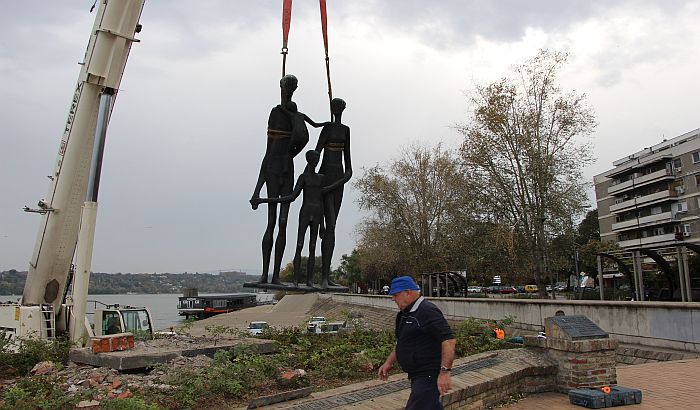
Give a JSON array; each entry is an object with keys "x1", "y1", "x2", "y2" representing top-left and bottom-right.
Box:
[{"x1": 378, "y1": 276, "x2": 456, "y2": 409}]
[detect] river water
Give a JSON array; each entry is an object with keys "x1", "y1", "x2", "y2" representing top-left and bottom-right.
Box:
[{"x1": 1, "y1": 292, "x2": 275, "y2": 331}]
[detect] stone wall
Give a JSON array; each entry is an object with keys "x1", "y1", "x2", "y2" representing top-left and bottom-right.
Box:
[
  {"x1": 327, "y1": 293, "x2": 700, "y2": 352},
  {"x1": 440, "y1": 349, "x2": 557, "y2": 410}
]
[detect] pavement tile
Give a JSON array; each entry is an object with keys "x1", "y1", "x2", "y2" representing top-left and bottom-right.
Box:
[{"x1": 504, "y1": 358, "x2": 700, "y2": 410}]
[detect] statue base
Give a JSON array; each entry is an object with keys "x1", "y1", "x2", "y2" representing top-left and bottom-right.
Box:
[{"x1": 244, "y1": 281, "x2": 349, "y2": 293}]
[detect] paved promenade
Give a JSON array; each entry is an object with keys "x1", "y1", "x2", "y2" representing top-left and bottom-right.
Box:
[
  {"x1": 252, "y1": 357, "x2": 700, "y2": 409},
  {"x1": 505, "y1": 358, "x2": 700, "y2": 409}
]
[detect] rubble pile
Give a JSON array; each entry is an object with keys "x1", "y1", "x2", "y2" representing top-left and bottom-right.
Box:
[{"x1": 23, "y1": 354, "x2": 214, "y2": 405}]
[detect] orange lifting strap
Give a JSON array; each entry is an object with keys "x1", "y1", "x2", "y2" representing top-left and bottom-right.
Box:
[
  {"x1": 281, "y1": 0, "x2": 292, "y2": 76},
  {"x1": 280, "y1": 0, "x2": 334, "y2": 117}
]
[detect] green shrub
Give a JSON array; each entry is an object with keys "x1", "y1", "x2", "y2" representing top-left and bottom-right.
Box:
[
  {"x1": 1, "y1": 376, "x2": 78, "y2": 410},
  {"x1": 453, "y1": 318, "x2": 513, "y2": 357},
  {"x1": 0, "y1": 334, "x2": 72, "y2": 376}
]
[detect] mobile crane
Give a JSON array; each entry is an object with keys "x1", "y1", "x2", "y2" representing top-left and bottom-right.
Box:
[{"x1": 0, "y1": 0, "x2": 153, "y2": 346}]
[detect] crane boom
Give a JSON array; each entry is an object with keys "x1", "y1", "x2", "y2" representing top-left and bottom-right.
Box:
[{"x1": 22, "y1": 0, "x2": 145, "y2": 310}]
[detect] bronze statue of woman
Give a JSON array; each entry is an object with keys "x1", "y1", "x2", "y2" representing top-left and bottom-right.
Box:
[{"x1": 315, "y1": 98, "x2": 352, "y2": 288}]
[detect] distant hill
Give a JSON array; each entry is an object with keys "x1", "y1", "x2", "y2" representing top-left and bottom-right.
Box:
[{"x1": 0, "y1": 270, "x2": 260, "y2": 295}]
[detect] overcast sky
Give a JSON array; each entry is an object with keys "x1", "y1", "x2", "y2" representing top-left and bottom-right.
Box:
[{"x1": 2, "y1": 1, "x2": 699, "y2": 275}]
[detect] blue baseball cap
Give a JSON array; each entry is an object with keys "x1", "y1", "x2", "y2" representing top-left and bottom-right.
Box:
[{"x1": 388, "y1": 276, "x2": 420, "y2": 295}]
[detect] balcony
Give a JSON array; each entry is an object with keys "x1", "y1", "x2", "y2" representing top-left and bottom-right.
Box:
[
  {"x1": 609, "y1": 190, "x2": 678, "y2": 213},
  {"x1": 611, "y1": 211, "x2": 674, "y2": 232},
  {"x1": 607, "y1": 169, "x2": 674, "y2": 195},
  {"x1": 618, "y1": 233, "x2": 678, "y2": 248}
]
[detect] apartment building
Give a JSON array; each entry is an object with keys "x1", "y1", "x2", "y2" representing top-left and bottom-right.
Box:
[{"x1": 594, "y1": 128, "x2": 700, "y2": 250}]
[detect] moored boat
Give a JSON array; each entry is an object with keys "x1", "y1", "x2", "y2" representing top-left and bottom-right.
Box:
[{"x1": 177, "y1": 290, "x2": 257, "y2": 319}]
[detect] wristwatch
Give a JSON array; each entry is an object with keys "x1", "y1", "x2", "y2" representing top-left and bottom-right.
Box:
[{"x1": 440, "y1": 366, "x2": 451, "y2": 373}]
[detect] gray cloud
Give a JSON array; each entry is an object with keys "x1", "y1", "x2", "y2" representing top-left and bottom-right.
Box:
[{"x1": 1, "y1": 1, "x2": 699, "y2": 275}]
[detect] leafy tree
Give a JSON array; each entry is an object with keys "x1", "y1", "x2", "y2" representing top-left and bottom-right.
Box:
[
  {"x1": 576, "y1": 208, "x2": 600, "y2": 245},
  {"x1": 457, "y1": 49, "x2": 596, "y2": 294},
  {"x1": 354, "y1": 143, "x2": 474, "y2": 274},
  {"x1": 332, "y1": 249, "x2": 362, "y2": 285},
  {"x1": 279, "y1": 257, "x2": 322, "y2": 284},
  {"x1": 578, "y1": 239, "x2": 620, "y2": 279}
]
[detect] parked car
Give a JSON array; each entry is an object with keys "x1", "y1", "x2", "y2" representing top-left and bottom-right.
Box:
[
  {"x1": 315, "y1": 321, "x2": 347, "y2": 334},
  {"x1": 489, "y1": 286, "x2": 517, "y2": 294},
  {"x1": 467, "y1": 286, "x2": 483, "y2": 293},
  {"x1": 545, "y1": 285, "x2": 553, "y2": 292},
  {"x1": 524, "y1": 285, "x2": 539, "y2": 293},
  {"x1": 307, "y1": 316, "x2": 326, "y2": 333},
  {"x1": 554, "y1": 285, "x2": 567, "y2": 292},
  {"x1": 515, "y1": 285, "x2": 526, "y2": 293},
  {"x1": 247, "y1": 321, "x2": 269, "y2": 336}
]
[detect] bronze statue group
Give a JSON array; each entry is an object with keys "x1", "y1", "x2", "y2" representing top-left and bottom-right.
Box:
[{"x1": 250, "y1": 74, "x2": 351, "y2": 290}]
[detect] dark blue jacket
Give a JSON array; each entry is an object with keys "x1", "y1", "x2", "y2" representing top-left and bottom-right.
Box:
[{"x1": 395, "y1": 296, "x2": 454, "y2": 378}]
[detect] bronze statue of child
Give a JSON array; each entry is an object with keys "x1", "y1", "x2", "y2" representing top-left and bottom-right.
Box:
[{"x1": 251, "y1": 150, "x2": 334, "y2": 287}]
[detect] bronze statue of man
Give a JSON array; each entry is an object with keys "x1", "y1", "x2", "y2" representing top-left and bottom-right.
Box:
[
  {"x1": 250, "y1": 75, "x2": 323, "y2": 285},
  {"x1": 315, "y1": 98, "x2": 352, "y2": 288}
]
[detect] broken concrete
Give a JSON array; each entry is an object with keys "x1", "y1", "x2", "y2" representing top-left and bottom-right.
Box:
[{"x1": 69, "y1": 335, "x2": 277, "y2": 370}]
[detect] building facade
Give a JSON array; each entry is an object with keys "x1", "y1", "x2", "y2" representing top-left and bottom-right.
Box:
[{"x1": 594, "y1": 128, "x2": 700, "y2": 250}]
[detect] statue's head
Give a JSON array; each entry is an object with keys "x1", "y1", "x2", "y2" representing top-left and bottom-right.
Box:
[
  {"x1": 280, "y1": 74, "x2": 298, "y2": 96},
  {"x1": 330, "y1": 98, "x2": 346, "y2": 114},
  {"x1": 305, "y1": 149, "x2": 320, "y2": 167}
]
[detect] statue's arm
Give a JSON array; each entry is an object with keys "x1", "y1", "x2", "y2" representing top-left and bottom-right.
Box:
[
  {"x1": 255, "y1": 175, "x2": 304, "y2": 204},
  {"x1": 315, "y1": 125, "x2": 329, "y2": 152},
  {"x1": 302, "y1": 113, "x2": 331, "y2": 128},
  {"x1": 251, "y1": 135, "x2": 273, "y2": 200},
  {"x1": 343, "y1": 127, "x2": 353, "y2": 182}
]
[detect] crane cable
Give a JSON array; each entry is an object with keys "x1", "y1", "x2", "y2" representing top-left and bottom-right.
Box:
[{"x1": 280, "y1": 0, "x2": 334, "y2": 119}]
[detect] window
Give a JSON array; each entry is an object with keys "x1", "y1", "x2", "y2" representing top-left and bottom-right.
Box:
[
  {"x1": 654, "y1": 227, "x2": 665, "y2": 236},
  {"x1": 676, "y1": 202, "x2": 688, "y2": 213},
  {"x1": 674, "y1": 158, "x2": 683, "y2": 169},
  {"x1": 693, "y1": 152, "x2": 700, "y2": 163},
  {"x1": 696, "y1": 174, "x2": 700, "y2": 186},
  {"x1": 651, "y1": 206, "x2": 663, "y2": 215}
]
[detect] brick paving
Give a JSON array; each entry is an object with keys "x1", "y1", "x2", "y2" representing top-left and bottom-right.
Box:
[
  {"x1": 505, "y1": 358, "x2": 700, "y2": 409},
  {"x1": 254, "y1": 357, "x2": 700, "y2": 409}
]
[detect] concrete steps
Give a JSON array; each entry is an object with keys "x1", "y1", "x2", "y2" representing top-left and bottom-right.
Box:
[{"x1": 616, "y1": 343, "x2": 700, "y2": 365}]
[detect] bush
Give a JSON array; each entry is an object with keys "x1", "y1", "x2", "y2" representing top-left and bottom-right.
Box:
[
  {"x1": 1, "y1": 376, "x2": 78, "y2": 410},
  {"x1": 453, "y1": 318, "x2": 514, "y2": 357},
  {"x1": 0, "y1": 333, "x2": 72, "y2": 376}
]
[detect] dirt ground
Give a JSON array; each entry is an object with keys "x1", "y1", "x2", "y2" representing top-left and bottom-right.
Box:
[{"x1": 187, "y1": 294, "x2": 321, "y2": 336}]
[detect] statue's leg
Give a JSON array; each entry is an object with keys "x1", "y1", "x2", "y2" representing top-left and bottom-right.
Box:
[
  {"x1": 271, "y1": 201, "x2": 290, "y2": 284},
  {"x1": 308, "y1": 220, "x2": 320, "y2": 287},
  {"x1": 321, "y1": 195, "x2": 336, "y2": 288},
  {"x1": 259, "y1": 202, "x2": 278, "y2": 284},
  {"x1": 326, "y1": 188, "x2": 344, "y2": 286},
  {"x1": 293, "y1": 216, "x2": 307, "y2": 287},
  {"x1": 292, "y1": 252, "x2": 301, "y2": 287}
]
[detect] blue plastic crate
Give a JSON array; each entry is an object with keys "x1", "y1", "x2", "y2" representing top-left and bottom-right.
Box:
[{"x1": 569, "y1": 386, "x2": 642, "y2": 408}]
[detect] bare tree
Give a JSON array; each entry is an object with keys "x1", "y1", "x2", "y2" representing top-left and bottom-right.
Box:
[{"x1": 457, "y1": 49, "x2": 596, "y2": 294}]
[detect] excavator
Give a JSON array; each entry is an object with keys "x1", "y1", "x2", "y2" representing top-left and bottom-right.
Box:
[{"x1": 0, "y1": 0, "x2": 153, "y2": 346}]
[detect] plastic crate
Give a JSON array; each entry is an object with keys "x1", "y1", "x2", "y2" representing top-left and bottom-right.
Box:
[{"x1": 569, "y1": 386, "x2": 642, "y2": 408}]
